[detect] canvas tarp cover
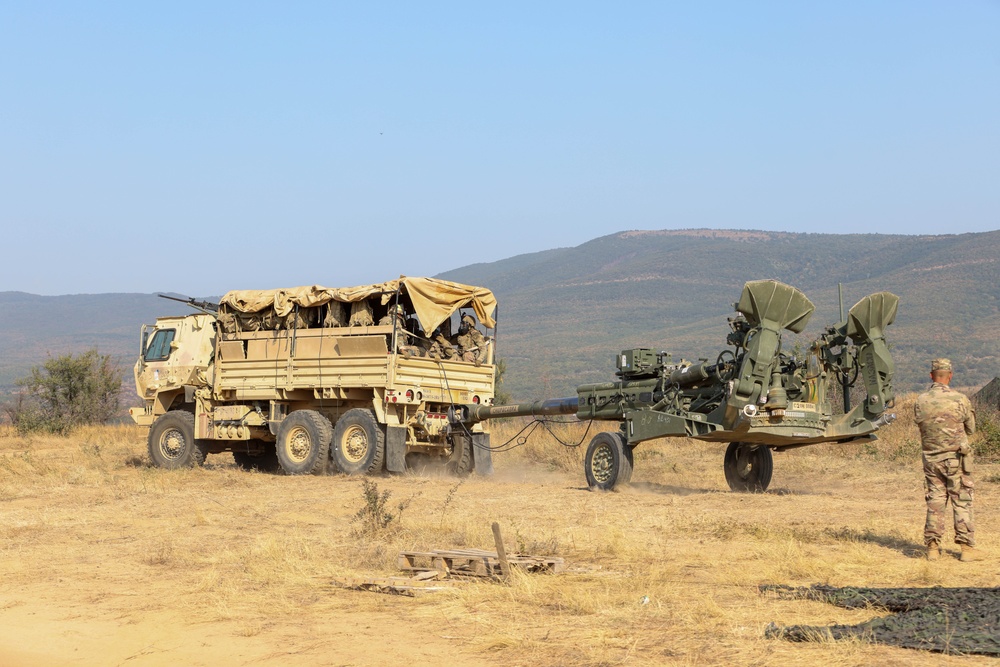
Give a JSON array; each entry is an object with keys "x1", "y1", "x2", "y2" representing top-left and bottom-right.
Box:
[{"x1": 219, "y1": 277, "x2": 496, "y2": 334}]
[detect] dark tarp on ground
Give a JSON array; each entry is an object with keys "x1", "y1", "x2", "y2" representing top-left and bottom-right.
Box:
[{"x1": 762, "y1": 584, "x2": 1000, "y2": 656}]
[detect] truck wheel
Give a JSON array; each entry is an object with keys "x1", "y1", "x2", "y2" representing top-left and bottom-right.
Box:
[
  {"x1": 148, "y1": 411, "x2": 206, "y2": 469},
  {"x1": 584, "y1": 431, "x2": 633, "y2": 491},
  {"x1": 447, "y1": 432, "x2": 474, "y2": 476},
  {"x1": 331, "y1": 408, "x2": 385, "y2": 475},
  {"x1": 233, "y1": 441, "x2": 280, "y2": 473},
  {"x1": 724, "y1": 442, "x2": 773, "y2": 492},
  {"x1": 275, "y1": 411, "x2": 332, "y2": 475}
]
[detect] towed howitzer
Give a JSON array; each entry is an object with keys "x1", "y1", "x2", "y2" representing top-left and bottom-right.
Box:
[{"x1": 450, "y1": 280, "x2": 898, "y2": 492}]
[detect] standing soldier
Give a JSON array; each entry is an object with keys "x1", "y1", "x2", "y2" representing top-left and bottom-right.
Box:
[{"x1": 914, "y1": 358, "x2": 979, "y2": 561}]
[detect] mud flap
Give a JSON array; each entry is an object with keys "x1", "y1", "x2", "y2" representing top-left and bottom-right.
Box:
[
  {"x1": 472, "y1": 433, "x2": 493, "y2": 476},
  {"x1": 385, "y1": 426, "x2": 407, "y2": 473}
]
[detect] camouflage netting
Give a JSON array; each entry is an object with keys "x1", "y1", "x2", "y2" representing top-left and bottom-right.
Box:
[
  {"x1": 762, "y1": 584, "x2": 1000, "y2": 656},
  {"x1": 974, "y1": 377, "x2": 1000, "y2": 411}
]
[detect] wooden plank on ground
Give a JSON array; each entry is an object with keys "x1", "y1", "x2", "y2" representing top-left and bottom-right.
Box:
[
  {"x1": 398, "y1": 549, "x2": 565, "y2": 578},
  {"x1": 332, "y1": 573, "x2": 450, "y2": 597}
]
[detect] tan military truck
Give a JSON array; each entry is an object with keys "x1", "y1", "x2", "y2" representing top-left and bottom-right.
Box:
[{"x1": 129, "y1": 277, "x2": 496, "y2": 476}]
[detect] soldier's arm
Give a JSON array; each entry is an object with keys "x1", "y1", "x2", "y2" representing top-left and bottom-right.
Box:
[{"x1": 964, "y1": 398, "x2": 976, "y2": 436}]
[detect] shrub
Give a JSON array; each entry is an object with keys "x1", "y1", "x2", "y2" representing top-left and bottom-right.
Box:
[
  {"x1": 350, "y1": 478, "x2": 421, "y2": 537},
  {"x1": 976, "y1": 407, "x2": 1000, "y2": 462},
  {"x1": 5, "y1": 349, "x2": 123, "y2": 435}
]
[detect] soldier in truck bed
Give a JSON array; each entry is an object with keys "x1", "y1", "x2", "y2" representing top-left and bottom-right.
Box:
[
  {"x1": 455, "y1": 313, "x2": 487, "y2": 364},
  {"x1": 379, "y1": 304, "x2": 422, "y2": 357}
]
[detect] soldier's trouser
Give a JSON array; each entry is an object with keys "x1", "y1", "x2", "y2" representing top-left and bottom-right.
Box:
[{"x1": 924, "y1": 457, "x2": 974, "y2": 547}]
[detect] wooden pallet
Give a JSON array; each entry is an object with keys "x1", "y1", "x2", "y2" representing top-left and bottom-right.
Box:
[
  {"x1": 397, "y1": 548, "x2": 565, "y2": 578},
  {"x1": 333, "y1": 570, "x2": 450, "y2": 596}
]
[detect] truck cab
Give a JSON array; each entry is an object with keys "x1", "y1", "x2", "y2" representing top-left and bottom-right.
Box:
[{"x1": 130, "y1": 313, "x2": 215, "y2": 427}]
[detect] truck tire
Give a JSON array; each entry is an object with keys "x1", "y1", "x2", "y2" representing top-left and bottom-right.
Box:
[
  {"x1": 584, "y1": 431, "x2": 633, "y2": 491},
  {"x1": 331, "y1": 408, "x2": 385, "y2": 475},
  {"x1": 148, "y1": 411, "x2": 206, "y2": 469},
  {"x1": 723, "y1": 442, "x2": 773, "y2": 492},
  {"x1": 275, "y1": 411, "x2": 332, "y2": 475},
  {"x1": 232, "y1": 441, "x2": 281, "y2": 473},
  {"x1": 447, "y1": 432, "x2": 474, "y2": 476}
]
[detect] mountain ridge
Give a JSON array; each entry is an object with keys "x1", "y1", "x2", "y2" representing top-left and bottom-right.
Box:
[{"x1": 2, "y1": 229, "x2": 998, "y2": 403}]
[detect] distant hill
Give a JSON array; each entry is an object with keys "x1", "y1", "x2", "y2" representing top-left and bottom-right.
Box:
[
  {"x1": 2, "y1": 230, "x2": 998, "y2": 405},
  {"x1": 0, "y1": 292, "x2": 211, "y2": 396},
  {"x1": 439, "y1": 229, "x2": 1000, "y2": 399}
]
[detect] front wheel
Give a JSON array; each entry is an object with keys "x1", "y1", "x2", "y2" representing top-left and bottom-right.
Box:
[
  {"x1": 584, "y1": 431, "x2": 634, "y2": 491},
  {"x1": 148, "y1": 411, "x2": 206, "y2": 469},
  {"x1": 275, "y1": 411, "x2": 332, "y2": 475},
  {"x1": 723, "y1": 442, "x2": 773, "y2": 492},
  {"x1": 331, "y1": 408, "x2": 385, "y2": 475}
]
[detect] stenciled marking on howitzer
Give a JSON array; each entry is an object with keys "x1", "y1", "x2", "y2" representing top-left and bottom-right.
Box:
[{"x1": 489, "y1": 405, "x2": 524, "y2": 415}]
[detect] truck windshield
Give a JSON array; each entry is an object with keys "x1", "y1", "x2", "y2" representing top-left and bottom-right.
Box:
[{"x1": 144, "y1": 329, "x2": 176, "y2": 361}]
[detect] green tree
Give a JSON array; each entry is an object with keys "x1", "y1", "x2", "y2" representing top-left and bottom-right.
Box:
[
  {"x1": 8, "y1": 349, "x2": 123, "y2": 435},
  {"x1": 494, "y1": 357, "x2": 512, "y2": 405}
]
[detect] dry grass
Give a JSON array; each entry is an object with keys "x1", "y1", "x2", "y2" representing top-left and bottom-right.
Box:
[{"x1": 0, "y1": 399, "x2": 998, "y2": 666}]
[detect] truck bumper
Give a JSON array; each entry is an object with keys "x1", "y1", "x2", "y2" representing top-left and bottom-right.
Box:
[{"x1": 129, "y1": 407, "x2": 155, "y2": 427}]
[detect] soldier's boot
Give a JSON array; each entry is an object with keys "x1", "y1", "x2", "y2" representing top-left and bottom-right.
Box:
[
  {"x1": 960, "y1": 545, "x2": 982, "y2": 562},
  {"x1": 926, "y1": 541, "x2": 940, "y2": 561}
]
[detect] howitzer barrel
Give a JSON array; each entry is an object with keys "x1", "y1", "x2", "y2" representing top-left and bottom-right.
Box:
[{"x1": 451, "y1": 397, "x2": 579, "y2": 424}]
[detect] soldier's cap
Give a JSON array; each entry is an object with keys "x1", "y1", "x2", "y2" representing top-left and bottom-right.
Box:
[
  {"x1": 461, "y1": 314, "x2": 475, "y2": 324},
  {"x1": 931, "y1": 358, "x2": 952, "y2": 372}
]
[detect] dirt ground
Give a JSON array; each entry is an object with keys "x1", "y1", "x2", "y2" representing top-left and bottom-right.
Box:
[{"x1": 1, "y1": 413, "x2": 998, "y2": 666}]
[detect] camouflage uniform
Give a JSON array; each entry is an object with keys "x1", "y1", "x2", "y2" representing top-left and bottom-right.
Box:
[
  {"x1": 427, "y1": 332, "x2": 458, "y2": 360},
  {"x1": 914, "y1": 360, "x2": 976, "y2": 548},
  {"x1": 379, "y1": 306, "x2": 421, "y2": 357},
  {"x1": 455, "y1": 314, "x2": 487, "y2": 364}
]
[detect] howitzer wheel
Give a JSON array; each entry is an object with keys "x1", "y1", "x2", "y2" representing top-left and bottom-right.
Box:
[
  {"x1": 585, "y1": 431, "x2": 633, "y2": 491},
  {"x1": 724, "y1": 442, "x2": 772, "y2": 492}
]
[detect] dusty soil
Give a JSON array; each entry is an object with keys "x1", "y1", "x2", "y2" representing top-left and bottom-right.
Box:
[{"x1": 1, "y1": 416, "x2": 998, "y2": 666}]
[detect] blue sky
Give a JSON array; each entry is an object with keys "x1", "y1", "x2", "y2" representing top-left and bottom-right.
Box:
[{"x1": 2, "y1": 2, "x2": 998, "y2": 295}]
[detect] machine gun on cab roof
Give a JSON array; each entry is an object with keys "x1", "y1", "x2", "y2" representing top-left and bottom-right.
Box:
[{"x1": 157, "y1": 293, "x2": 220, "y2": 314}]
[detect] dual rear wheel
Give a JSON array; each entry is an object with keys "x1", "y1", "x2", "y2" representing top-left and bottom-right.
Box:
[
  {"x1": 274, "y1": 410, "x2": 332, "y2": 475},
  {"x1": 331, "y1": 408, "x2": 385, "y2": 475}
]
